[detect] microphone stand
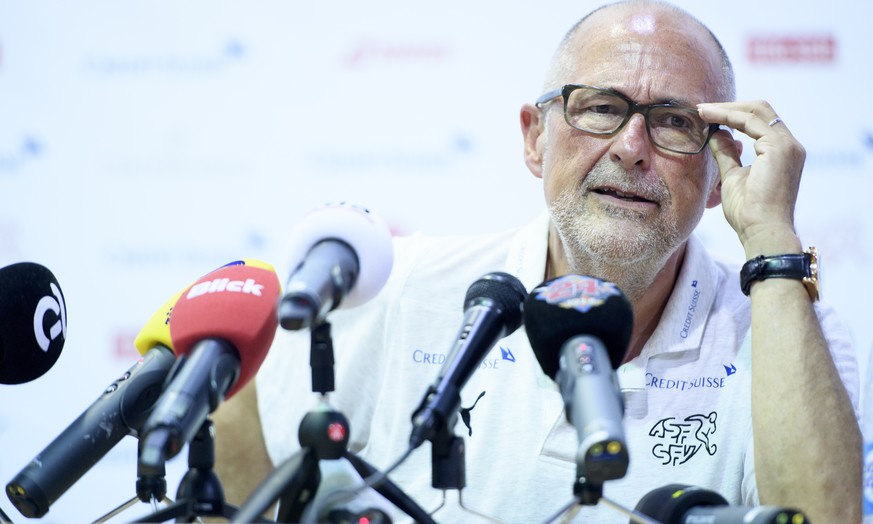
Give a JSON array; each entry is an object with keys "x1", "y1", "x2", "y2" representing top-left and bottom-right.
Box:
[
  {"x1": 573, "y1": 475, "x2": 603, "y2": 507},
  {"x1": 233, "y1": 321, "x2": 435, "y2": 524},
  {"x1": 424, "y1": 413, "x2": 501, "y2": 523},
  {"x1": 93, "y1": 437, "x2": 173, "y2": 523},
  {"x1": 273, "y1": 404, "x2": 344, "y2": 523},
  {"x1": 430, "y1": 421, "x2": 465, "y2": 493},
  {"x1": 129, "y1": 419, "x2": 263, "y2": 523},
  {"x1": 540, "y1": 474, "x2": 660, "y2": 524}
]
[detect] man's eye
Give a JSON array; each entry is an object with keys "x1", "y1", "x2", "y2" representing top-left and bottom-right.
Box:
[{"x1": 584, "y1": 104, "x2": 622, "y2": 115}]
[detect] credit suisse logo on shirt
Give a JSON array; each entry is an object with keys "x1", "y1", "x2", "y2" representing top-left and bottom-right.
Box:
[
  {"x1": 679, "y1": 280, "x2": 702, "y2": 339},
  {"x1": 646, "y1": 365, "x2": 736, "y2": 392},
  {"x1": 411, "y1": 346, "x2": 516, "y2": 371}
]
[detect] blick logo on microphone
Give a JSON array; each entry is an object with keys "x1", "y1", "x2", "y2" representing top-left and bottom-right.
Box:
[
  {"x1": 34, "y1": 282, "x2": 66, "y2": 352},
  {"x1": 186, "y1": 277, "x2": 264, "y2": 299}
]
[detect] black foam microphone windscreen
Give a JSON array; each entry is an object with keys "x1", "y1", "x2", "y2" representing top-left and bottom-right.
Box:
[
  {"x1": 635, "y1": 484, "x2": 810, "y2": 523},
  {"x1": 524, "y1": 274, "x2": 633, "y2": 378},
  {"x1": 0, "y1": 262, "x2": 67, "y2": 385}
]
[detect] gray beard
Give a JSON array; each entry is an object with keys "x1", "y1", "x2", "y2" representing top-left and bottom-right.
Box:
[{"x1": 546, "y1": 161, "x2": 683, "y2": 302}]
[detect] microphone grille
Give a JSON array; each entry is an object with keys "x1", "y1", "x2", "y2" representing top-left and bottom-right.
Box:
[{"x1": 464, "y1": 272, "x2": 527, "y2": 333}]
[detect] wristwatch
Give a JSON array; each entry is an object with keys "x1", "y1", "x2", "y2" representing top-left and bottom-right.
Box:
[{"x1": 739, "y1": 247, "x2": 820, "y2": 302}]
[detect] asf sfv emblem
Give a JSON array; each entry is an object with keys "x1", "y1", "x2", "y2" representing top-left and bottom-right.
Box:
[{"x1": 649, "y1": 412, "x2": 718, "y2": 466}]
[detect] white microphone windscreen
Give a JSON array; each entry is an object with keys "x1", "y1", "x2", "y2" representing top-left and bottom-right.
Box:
[{"x1": 285, "y1": 202, "x2": 394, "y2": 309}]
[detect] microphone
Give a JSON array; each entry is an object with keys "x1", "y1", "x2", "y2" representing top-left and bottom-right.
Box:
[
  {"x1": 5, "y1": 298, "x2": 177, "y2": 518},
  {"x1": 5, "y1": 259, "x2": 278, "y2": 518},
  {"x1": 278, "y1": 202, "x2": 393, "y2": 330},
  {"x1": 138, "y1": 263, "x2": 280, "y2": 469},
  {"x1": 132, "y1": 258, "x2": 277, "y2": 356},
  {"x1": 634, "y1": 484, "x2": 809, "y2": 523},
  {"x1": 0, "y1": 262, "x2": 67, "y2": 385},
  {"x1": 523, "y1": 274, "x2": 633, "y2": 487},
  {"x1": 409, "y1": 271, "x2": 526, "y2": 449}
]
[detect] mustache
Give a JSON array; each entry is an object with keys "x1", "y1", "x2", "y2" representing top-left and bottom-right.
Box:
[{"x1": 580, "y1": 161, "x2": 670, "y2": 202}]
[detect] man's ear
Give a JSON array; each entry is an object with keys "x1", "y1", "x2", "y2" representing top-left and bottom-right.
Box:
[
  {"x1": 706, "y1": 179, "x2": 722, "y2": 209},
  {"x1": 520, "y1": 103, "x2": 545, "y2": 179}
]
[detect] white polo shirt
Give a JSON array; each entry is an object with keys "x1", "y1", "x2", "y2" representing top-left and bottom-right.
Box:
[{"x1": 256, "y1": 213, "x2": 859, "y2": 524}]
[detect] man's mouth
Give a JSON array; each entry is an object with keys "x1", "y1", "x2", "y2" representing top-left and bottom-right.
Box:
[{"x1": 593, "y1": 187, "x2": 656, "y2": 204}]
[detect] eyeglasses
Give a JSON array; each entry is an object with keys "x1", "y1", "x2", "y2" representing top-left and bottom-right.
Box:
[{"x1": 535, "y1": 84, "x2": 719, "y2": 155}]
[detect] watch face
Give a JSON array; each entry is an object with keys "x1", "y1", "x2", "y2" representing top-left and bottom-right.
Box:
[{"x1": 804, "y1": 247, "x2": 820, "y2": 302}]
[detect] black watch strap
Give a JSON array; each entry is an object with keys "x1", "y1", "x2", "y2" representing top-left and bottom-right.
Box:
[{"x1": 739, "y1": 253, "x2": 810, "y2": 296}]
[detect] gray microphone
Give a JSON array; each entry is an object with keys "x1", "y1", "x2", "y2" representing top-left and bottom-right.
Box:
[
  {"x1": 557, "y1": 335, "x2": 627, "y2": 483},
  {"x1": 523, "y1": 274, "x2": 633, "y2": 494}
]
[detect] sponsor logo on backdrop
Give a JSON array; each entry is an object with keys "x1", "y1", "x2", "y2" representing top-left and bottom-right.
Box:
[
  {"x1": 805, "y1": 149, "x2": 864, "y2": 169},
  {"x1": 344, "y1": 40, "x2": 449, "y2": 68},
  {"x1": 105, "y1": 230, "x2": 267, "y2": 270},
  {"x1": 305, "y1": 132, "x2": 475, "y2": 172},
  {"x1": 113, "y1": 330, "x2": 140, "y2": 360},
  {"x1": 85, "y1": 38, "x2": 246, "y2": 75},
  {"x1": 747, "y1": 34, "x2": 836, "y2": 64},
  {"x1": 804, "y1": 131, "x2": 872, "y2": 171},
  {"x1": 309, "y1": 38, "x2": 464, "y2": 173},
  {"x1": 0, "y1": 136, "x2": 44, "y2": 173}
]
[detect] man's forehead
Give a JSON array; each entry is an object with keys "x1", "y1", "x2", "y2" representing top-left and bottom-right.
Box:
[{"x1": 560, "y1": 10, "x2": 722, "y2": 99}]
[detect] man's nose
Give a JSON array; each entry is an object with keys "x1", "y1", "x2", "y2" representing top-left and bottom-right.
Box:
[{"x1": 608, "y1": 112, "x2": 653, "y2": 171}]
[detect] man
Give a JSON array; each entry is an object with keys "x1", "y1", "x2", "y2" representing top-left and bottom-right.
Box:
[{"x1": 214, "y1": 1, "x2": 862, "y2": 522}]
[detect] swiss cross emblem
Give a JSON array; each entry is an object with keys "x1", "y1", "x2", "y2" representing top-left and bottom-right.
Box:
[{"x1": 327, "y1": 422, "x2": 347, "y2": 442}]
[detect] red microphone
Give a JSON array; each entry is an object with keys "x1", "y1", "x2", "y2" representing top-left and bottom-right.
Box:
[{"x1": 138, "y1": 263, "x2": 280, "y2": 468}]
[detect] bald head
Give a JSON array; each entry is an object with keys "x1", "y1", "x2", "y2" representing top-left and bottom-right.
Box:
[{"x1": 545, "y1": 0, "x2": 735, "y2": 103}]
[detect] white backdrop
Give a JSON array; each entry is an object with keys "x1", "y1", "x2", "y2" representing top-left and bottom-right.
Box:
[{"x1": 1, "y1": 1, "x2": 871, "y2": 521}]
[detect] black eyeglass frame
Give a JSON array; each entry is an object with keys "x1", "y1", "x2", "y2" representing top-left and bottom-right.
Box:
[{"x1": 535, "y1": 84, "x2": 720, "y2": 155}]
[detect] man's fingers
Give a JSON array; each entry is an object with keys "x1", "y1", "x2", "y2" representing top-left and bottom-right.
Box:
[
  {"x1": 707, "y1": 129, "x2": 742, "y2": 177},
  {"x1": 698, "y1": 101, "x2": 788, "y2": 141}
]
